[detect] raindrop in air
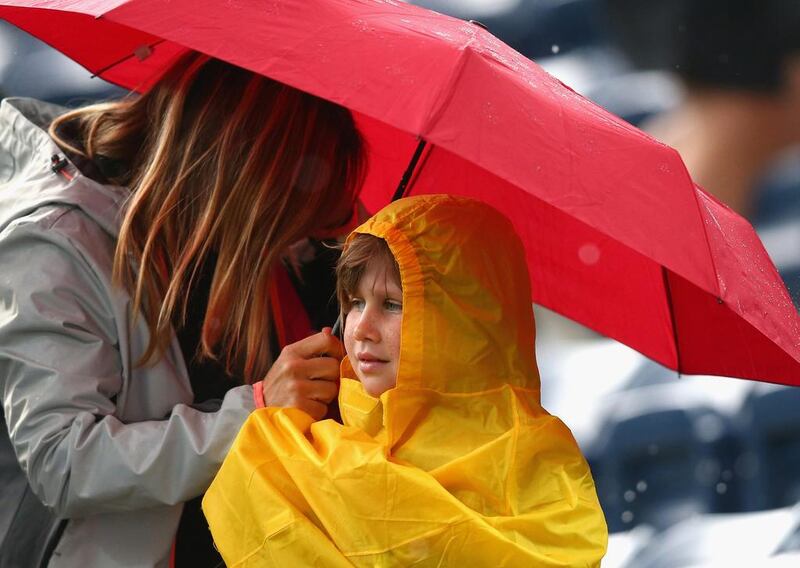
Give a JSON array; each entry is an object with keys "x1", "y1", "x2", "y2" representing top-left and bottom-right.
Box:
[
  {"x1": 551, "y1": 44, "x2": 560, "y2": 54},
  {"x1": 621, "y1": 511, "x2": 634, "y2": 524},
  {"x1": 636, "y1": 481, "x2": 648, "y2": 492},
  {"x1": 694, "y1": 414, "x2": 724, "y2": 442},
  {"x1": 624, "y1": 490, "x2": 636, "y2": 503}
]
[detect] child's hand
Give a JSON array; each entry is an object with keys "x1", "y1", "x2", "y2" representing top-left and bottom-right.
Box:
[{"x1": 260, "y1": 328, "x2": 343, "y2": 420}]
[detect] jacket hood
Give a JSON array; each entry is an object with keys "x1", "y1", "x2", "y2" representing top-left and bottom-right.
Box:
[{"x1": 0, "y1": 97, "x2": 127, "y2": 238}]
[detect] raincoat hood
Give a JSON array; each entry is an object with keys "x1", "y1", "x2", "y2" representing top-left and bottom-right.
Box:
[
  {"x1": 345, "y1": 194, "x2": 539, "y2": 392},
  {"x1": 204, "y1": 195, "x2": 608, "y2": 566}
]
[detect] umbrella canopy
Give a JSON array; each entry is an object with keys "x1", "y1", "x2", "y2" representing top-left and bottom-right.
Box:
[{"x1": 2, "y1": 0, "x2": 799, "y2": 385}]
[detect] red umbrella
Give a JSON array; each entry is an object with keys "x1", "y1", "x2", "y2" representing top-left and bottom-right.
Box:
[{"x1": 2, "y1": 0, "x2": 799, "y2": 385}]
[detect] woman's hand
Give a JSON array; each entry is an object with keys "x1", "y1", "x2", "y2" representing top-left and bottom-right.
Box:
[{"x1": 260, "y1": 328, "x2": 343, "y2": 420}]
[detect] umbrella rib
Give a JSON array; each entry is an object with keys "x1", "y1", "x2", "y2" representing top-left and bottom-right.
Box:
[
  {"x1": 90, "y1": 38, "x2": 166, "y2": 79},
  {"x1": 662, "y1": 266, "x2": 682, "y2": 376},
  {"x1": 686, "y1": 176, "x2": 723, "y2": 300}
]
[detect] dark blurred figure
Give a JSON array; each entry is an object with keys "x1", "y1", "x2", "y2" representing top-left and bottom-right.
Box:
[
  {"x1": 593, "y1": 0, "x2": 800, "y2": 540},
  {"x1": 603, "y1": 0, "x2": 800, "y2": 218},
  {"x1": 603, "y1": 0, "x2": 800, "y2": 310}
]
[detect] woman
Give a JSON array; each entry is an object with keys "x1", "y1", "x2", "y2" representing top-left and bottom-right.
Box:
[{"x1": 0, "y1": 52, "x2": 364, "y2": 567}]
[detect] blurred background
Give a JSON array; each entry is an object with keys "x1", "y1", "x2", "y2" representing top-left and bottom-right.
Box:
[{"x1": 3, "y1": 1, "x2": 800, "y2": 565}]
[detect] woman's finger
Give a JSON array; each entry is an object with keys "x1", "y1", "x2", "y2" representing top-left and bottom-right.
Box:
[
  {"x1": 299, "y1": 355, "x2": 341, "y2": 382},
  {"x1": 306, "y1": 378, "x2": 339, "y2": 404},
  {"x1": 285, "y1": 329, "x2": 344, "y2": 360}
]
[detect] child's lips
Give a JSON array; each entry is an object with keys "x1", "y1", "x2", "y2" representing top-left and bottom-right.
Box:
[{"x1": 357, "y1": 354, "x2": 389, "y2": 372}]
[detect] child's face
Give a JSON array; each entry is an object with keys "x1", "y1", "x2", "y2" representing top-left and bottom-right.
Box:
[{"x1": 343, "y1": 261, "x2": 402, "y2": 397}]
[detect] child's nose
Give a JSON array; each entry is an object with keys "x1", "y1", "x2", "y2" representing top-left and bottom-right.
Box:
[{"x1": 353, "y1": 308, "x2": 380, "y2": 342}]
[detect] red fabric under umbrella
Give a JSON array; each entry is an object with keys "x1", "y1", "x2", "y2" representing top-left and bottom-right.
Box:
[{"x1": 2, "y1": 0, "x2": 799, "y2": 385}]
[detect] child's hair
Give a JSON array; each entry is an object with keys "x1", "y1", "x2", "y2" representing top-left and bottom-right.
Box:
[{"x1": 336, "y1": 234, "x2": 401, "y2": 312}]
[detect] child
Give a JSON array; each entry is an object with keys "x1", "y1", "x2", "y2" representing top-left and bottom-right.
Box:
[
  {"x1": 335, "y1": 227, "x2": 403, "y2": 399},
  {"x1": 203, "y1": 194, "x2": 608, "y2": 566}
]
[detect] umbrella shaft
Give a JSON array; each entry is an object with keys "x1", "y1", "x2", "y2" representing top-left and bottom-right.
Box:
[{"x1": 392, "y1": 138, "x2": 428, "y2": 202}]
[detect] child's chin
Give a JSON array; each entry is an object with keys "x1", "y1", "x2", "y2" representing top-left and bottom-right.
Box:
[{"x1": 360, "y1": 378, "x2": 394, "y2": 398}]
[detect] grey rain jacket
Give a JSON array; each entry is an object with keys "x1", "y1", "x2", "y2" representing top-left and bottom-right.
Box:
[{"x1": 0, "y1": 98, "x2": 256, "y2": 567}]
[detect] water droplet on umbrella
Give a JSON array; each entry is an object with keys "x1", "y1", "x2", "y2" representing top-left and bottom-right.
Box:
[
  {"x1": 483, "y1": 101, "x2": 497, "y2": 124},
  {"x1": 578, "y1": 243, "x2": 600, "y2": 265}
]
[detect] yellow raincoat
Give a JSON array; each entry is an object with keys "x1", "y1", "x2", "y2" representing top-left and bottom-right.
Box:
[{"x1": 203, "y1": 195, "x2": 608, "y2": 566}]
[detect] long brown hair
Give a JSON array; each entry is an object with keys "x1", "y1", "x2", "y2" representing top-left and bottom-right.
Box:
[{"x1": 50, "y1": 53, "x2": 366, "y2": 382}]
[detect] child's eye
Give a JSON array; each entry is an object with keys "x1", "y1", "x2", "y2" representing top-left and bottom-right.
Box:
[
  {"x1": 384, "y1": 299, "x2": 403, "y2": 313},
  {"x1": 348, "y1": 297, "x2": 365, "y2": 311}
]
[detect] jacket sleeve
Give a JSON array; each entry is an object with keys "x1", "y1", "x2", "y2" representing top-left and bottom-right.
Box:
[{"x1": 0, "y1": 219, "x2": 255, "y2": 518}]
